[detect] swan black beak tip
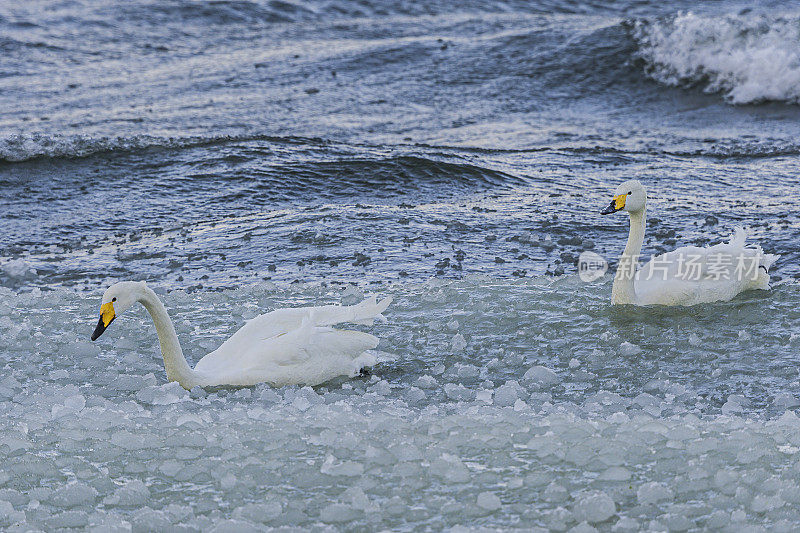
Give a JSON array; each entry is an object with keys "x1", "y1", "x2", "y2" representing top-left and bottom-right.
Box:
[
  {"x1": 91, "y1": 317, "x2": 108, "y2": 341},
  {"x1": 601, "y1": 200, "x2": 622, "y2": 215}
]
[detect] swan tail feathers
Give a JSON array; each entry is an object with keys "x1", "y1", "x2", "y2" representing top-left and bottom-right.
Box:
[
  {"x1": 761, "y1": 253, "x2": 779, "y2": 272},
  {"x1": 349, "y1": 295, "x2": 393, "y2": 326},
  {"x1": 318, "y1": 330, "x2": 380, "y2": 357},
  {"x1": 729, "y1": 226, "x2": 748, "y2": 248}
]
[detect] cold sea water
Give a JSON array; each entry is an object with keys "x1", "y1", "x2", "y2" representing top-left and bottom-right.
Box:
[{"x1": 3, "y1": 0, "x2": 800, "y2": 531}]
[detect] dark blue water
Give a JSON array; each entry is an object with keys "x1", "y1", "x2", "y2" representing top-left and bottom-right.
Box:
[
  {"x1": 2, "y1": 0, "x2": 800, "y2": 291},
  {"x1": 3, "y1": 1, "x2": 800, "y2": 531}
]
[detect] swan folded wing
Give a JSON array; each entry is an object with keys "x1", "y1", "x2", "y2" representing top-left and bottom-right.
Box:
[
  {"x1": 633, "y1": 228, "x2": 778, "y2": 305},
  {"x1": 194, "y1": 314, "x2": 379, "y2": 376},
  {"x1": 284, "y1": 296, "x2": 392, "y2": 327},
  {"x1": 637, "y1": 228, "x2": 773, "y2": 285},
  {"x1": 238, "y1": 296, "x2": 392, "y2": 336},
  {"x1": 269, "y1": 327, "x2": 380, "y2": 367}
]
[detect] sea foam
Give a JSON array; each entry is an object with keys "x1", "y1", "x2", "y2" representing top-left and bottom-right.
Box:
[{"x1": 634, "y1": 12, "x2": 800, "y2": 104}]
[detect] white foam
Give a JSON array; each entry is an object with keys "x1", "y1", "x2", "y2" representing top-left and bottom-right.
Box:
[{"x1": 634, "y1": 12, "x2": 800, "y2": 104}]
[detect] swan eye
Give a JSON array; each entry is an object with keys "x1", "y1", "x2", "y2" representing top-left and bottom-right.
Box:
[
  {"x1": 112, "y1": 297, "x2": 116, "y2": 302},
  {"x1": 627, "y1": 191, "x2": 632, "y2": 195}
]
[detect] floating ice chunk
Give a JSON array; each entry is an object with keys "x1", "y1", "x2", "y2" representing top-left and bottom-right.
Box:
[
  {"x1": 546, "y1": 507, "x2": 574, "y2": 530},
  {"x1": 232, "y1": 388, "x2": 251, "y2": 399},
  {"x1": 751, "y1": 493, "x2": 783, "y2": 513},
  {"x1": 569, "y1": 358, "x2": 581, "y2": 369},
  {"x1": 738, "y1": 330, "x2": 752, "y2": 341},
  {"x1": 572, "y1": 491, "x2": 616, "y2": 524},
  {"x1": 319, "y1": 503, "x2": 359, "y2": 523},
  {"x1": 0, "y1": 500, "x2": 24, "y2": 528},
  {"x1": 451, "y1": 333, "x2": 467, "y2": 352},
  {"x1": 633, "y1": 393, "x2": 661, "y2": 415},
  {"x1": 721, "y1": 394, "x2": 751, "y2": 415},
  {"x1": 772, "y1": 393, "x2": 800, "y2": 409},
  {"x1": 49, "y1": 369, "x2": 69, "y2": 380},
  {"x1": 731, "y1": 509, "x2": 747, "y2": 522},
  {"x1": 415, "y1": 375, "x2": 438, "y2": 389},
  {"x1": 611, "y1": 517, "x2": 640, "y2": 532},
  {"x1": 507, "y1": 477, "x2": 524, "y2": 489},
  {"x1": 103, "y1": 480, "x2": 149, "y2": 507},
  {"x1": 430, "y1": 454, "x2": 470, "y2": 483},
  {"x1": 370, "y1": 379, "x2": 392, "y2": 396},
  {"x1": 476, "y1": 492, "x2": 501, "y2": 511},
  {"x1": 64, "y1": 340, "x2": 100, "y2": 360},
  {"x1": 444, "y1": 383, "x2": 473, "y2": 401},
  {"x1": 52, "y1": 394, "x2": 87, "y2": 419},
  {"x1": 136, "y1": 382, "x2": 188, "y2": 405},
  {"x1": 598, "y1": 467, "x2": 631, "y2": 481},
  {"x1": 544, "y1": 482, "x2": 569, "y2": 503},
  {"x1": 47, "y1": 510, "x2": 89, "y2": 529},
  {"x1": 664, "y1": 513, "x2": 693, "y2": 531},
  {"x1": 405, "y1": 386, "x2": 426, "y2": 404},
  {"x1": 0, "y1": 259, "x2": 35, "y2": 279},
  {"x1": 454, "y1": 363, "x2": 479, "y2": 379},
  {"x1": 771, "y1": 410, "x2": 800, "y2": 428},
  {"x1": 292, "y1": 396, "x2": 311, "y2": 412},
  {"x1": 50, "y1": 482, "x2": 97, "y2": 508},
  {"x1": 637, "y1": 482, "x2": 674, "y2": 505},
  {"x1": 476, "y1": 390, "x2": 493, "y2": 404},
  {"x1": 569, "y1": 522, "x2": 598, "y2": 533},
  {"x1": 494, "y1": 380, "x2": 524, "y2": 407},
  {"x1": 220, "y1": 473, "x2": 237, "y2": 490},
  {"x1": 320, "y1": 455, "x2": 364, "y2": 477},
  {"x1": 619, "y1": 342, "x2": 642, "y2": 356},
  {"x1": 233, "y1": 502, "x2": 283, "y2": 523},
  {"x1": 688, "y1": 333, "x2": 702, "y2": 347},
  {"x1": 110, "y1": 430, "x2": 149, "y2": 450},
  {"x1": 0, "y1": 432, "x2": 31, "y2": 453},
  {"x1": 131, "y1": 508, "x2": 173, "y2": 530},
  {"x1": 344, "y1": 487, "x2": 374, "y2": 512},
  {"x1": 523, "y1": 366, "x2": 560, "y2": 387},
  {"x1": 209, "y1": 519, "x2": 262, "y2": 533},
  {"x1": 259, "y1": 388, "x2": 281, "y2": 403},
  {"x1": 176, "y1": 413, "x2": 204, "y2": 427},
  {"x1": 159, "y1": 460, "x2": 184, "y2": 478}
]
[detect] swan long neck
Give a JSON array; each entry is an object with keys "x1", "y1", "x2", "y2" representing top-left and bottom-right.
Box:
[
  {"x1": 138, "y1": 287, "x2": 200, "y2": 389},
  {"x1": 612, "y1": 208, "x2": 645, "y2": 305}
]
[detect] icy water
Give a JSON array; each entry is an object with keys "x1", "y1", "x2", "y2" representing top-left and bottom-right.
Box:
[{"x1": 3, "y1": 0, "x2": 800, "y2": 531}]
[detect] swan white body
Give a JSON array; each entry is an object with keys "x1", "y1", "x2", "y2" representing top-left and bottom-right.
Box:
[
  {"x1": 601, "y1": 180, "x2": 778, "y2": 306},
  {"x1": 91, "y1": 281, "x2": 391, "y2": 389}
]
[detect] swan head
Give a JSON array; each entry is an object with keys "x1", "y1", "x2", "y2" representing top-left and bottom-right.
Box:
[
  {"x1": 601, "y1": 179, "x2": 646, "y2": 215},
  {"x1": 91, "y1": 281, "x2": 147, "y2": 341}
]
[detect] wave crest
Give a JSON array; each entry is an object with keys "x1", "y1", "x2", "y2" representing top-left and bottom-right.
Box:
[
  {"x1": 633, "y1": 12, "x2": 800, "y2": 104},
  {"x1": 0, "y1": 133, "x2": 318, "y2": 163}
]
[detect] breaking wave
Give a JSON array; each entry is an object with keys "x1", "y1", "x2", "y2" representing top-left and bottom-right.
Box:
[{"x1": 633, "y1": 12, "x2": 800, "y2": 104}]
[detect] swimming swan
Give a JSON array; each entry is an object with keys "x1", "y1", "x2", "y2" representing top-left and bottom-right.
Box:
[
  {"x1": 90, "y1": 281, "x2": 392, "y2": 389},
  {"x1": 601, "y1": 180, "x2": 778, "y2": 306}
]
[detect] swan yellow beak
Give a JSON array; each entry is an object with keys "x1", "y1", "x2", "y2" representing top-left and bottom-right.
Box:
[
  {"x1": 601, "y1": 194, "x2": 626, "y2": 215},
  {"x1": 91, "y1": 301, "x2": 115, "y2": 341}
]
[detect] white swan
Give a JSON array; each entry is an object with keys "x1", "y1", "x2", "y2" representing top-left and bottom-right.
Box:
[
  {"x1": 601, "y1": 180, "x2": 778, "y2": 306},
  {"x1": 90, "y1": 281, "x2": 392, "y2": 389}
]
